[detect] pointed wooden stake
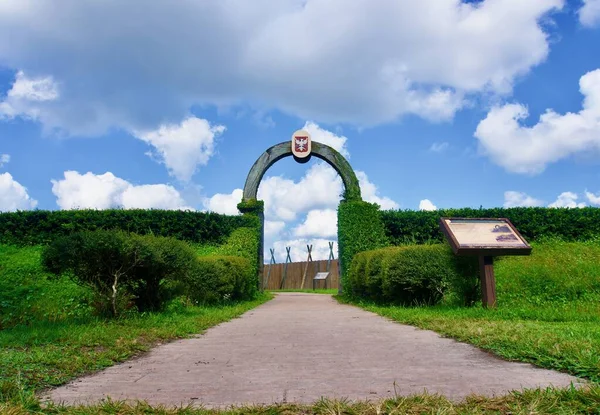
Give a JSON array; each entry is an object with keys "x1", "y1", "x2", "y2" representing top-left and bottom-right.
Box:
[{"x1": 300, "y1": 244, "x2": 313, "y2": 289}]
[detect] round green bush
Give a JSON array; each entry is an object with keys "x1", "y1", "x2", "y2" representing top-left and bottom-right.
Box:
[
  {"x1": 186, "y1": 255, "x2": 255, "y2": 305},
  {"x1": 348, "y1": 244, "x2": 478, "y2": 305}
]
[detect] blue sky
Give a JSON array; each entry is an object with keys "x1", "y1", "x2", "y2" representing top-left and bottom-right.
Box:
[{"x1": 1, "y1": 0, "x2": 600, "y2": 261}]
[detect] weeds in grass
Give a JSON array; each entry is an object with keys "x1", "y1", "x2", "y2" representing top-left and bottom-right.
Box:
[{"x1": 1, "y1": 385, "x2": 599, "y2": 414}]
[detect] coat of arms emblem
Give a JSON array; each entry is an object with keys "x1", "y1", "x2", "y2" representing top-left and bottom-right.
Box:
[{"x1": 291, "y1": 129, "x2": 312, "y2": 159}]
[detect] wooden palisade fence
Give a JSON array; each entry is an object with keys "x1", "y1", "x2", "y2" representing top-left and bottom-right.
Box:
[{"x1": 263, "y1": 243, "x2": 339, "y2": 290}]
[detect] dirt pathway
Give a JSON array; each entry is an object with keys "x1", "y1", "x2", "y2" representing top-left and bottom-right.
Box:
[{"x1": 45, "y1": 293, "x2": 580, "y2": 407}]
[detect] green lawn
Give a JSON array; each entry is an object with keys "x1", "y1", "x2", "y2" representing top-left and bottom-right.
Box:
[{"x1": 341, "y1": 240, "x2": 600, "y2": 382}]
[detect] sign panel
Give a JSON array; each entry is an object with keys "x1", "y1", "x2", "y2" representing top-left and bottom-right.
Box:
[
  {"x1": 313, "y1": 272, "x2": 329, "y2": 280},
  {"x1": 439, "y1": 218, "x2": 532, "y2": 256},
  {"x1": 291, "y1": 129, "x2": 312, "y2": 159}
]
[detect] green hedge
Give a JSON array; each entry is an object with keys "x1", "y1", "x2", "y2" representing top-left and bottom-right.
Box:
[
  {"x1": 348, "y1": 244, "x2": 479, "y2": 305},
  {"x1": 187, "y1": 256, "x2": 255, "y2": 304},
  {"x1": 0, "y1": 210, "x2": 256, "y2": 246},
  {"x1": 381, "y1": 207, "x2": 600, "y2": 246},
  {"x1": 216, "y1": 226, "x2": 260, "y2": 291},
  {"x1": 337, "y1": 201, "x2": 389, "y2": 287}
]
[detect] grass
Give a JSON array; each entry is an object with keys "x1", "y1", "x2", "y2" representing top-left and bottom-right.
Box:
[
  {"x1": 0, "y1": 245, "x2": 92, "y2": 329},
  {"x1": 341, "y1": 240, "x2": 600, "y2": 383},
  {"x1": 2, "y1": 385, "x2": 600, "y2": 414}
]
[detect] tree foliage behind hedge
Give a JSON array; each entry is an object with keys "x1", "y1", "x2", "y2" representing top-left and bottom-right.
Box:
[
  {"x1": 381, "y1": 207, "x2": 600, "y2": 246},
  {"x1": 0, "y1": 209, "x2": 256, "y2": 246},
  {"x1": 337, "y1": 201, "x2": 389, "y2": 287}
]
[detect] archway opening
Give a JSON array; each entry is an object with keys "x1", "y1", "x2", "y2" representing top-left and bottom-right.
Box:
[{"x1": 239, "y1": 132, "x2": 363, "y2": 292}]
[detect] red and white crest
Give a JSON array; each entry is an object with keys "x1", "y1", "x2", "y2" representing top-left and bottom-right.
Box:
[{"x1": 291, "y1": 129, "x2": 312, "y2": 159}]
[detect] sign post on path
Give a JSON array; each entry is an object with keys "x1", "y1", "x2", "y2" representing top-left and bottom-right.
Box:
[{"x1": 439, "y1": 218, "x2": 532, "y2": 308}]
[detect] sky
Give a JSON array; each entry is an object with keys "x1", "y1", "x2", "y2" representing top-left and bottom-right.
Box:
[{"x1": 1, "y1": 0, "x2": 600, "y2": 262}]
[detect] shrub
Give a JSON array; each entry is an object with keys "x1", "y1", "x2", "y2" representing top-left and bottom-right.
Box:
[
  {"x1": 127, "y1": 233, "x2": 197, "y2": 312},
  {"x1": 381, "y1": 207, "x2": 600, "y2": 246},
  {"x1": 216, "y1": 227, "x2": 260, "y2": 291},
  {"x1": 187, "y1": 255, "x2": 255, "y2": 304},
  {"x1": 41, "y1": 230, "x2": 197, "y2": 316},
  {"x1": 338, "y1": 201, "x2": 389, "y2": 287},
  {"x1": 348, "y1": 244, "x2": 478, "y2": 305},
  {"x1": 0, "y1": 209, "x2": 255, "y2": 246}
]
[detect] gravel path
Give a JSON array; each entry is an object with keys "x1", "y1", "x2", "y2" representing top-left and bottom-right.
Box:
[{"x1": 44, "y1": 293, "x2": 580, "y2": 408}]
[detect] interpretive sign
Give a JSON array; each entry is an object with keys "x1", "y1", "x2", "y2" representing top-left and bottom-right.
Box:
[
  {"x1": 314, "y1": 272, "x2": 329, "y2": 280},
  {"x1": 313, "y1": 272, "x2": 330, "y2": 290},
  {"x1": 440, "y1": 218, "x2": 532, "y2": 256},
  {"x1": 291, "y1": 129, "x2": 311, "y2": 159},
  {"x1": 439, "y1": 218, "x2": 532, "y2": 308}
]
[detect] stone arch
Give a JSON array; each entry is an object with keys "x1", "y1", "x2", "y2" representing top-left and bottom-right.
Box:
[
  {"x1": 240, "y1": 140, "x2": 362, "y2": 291},
  {"x1": 242, "y1": 141, "x2": 361, "y2": 202}
]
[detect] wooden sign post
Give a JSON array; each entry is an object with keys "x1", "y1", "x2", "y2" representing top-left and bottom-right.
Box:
[{"x1": 439, "y1": 218, "x2": 532, "y2": 308}]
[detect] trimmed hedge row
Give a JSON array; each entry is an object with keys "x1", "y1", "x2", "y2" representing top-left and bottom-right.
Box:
[
  {"x1": 347, "y1": 244, "x2": 479, "y2": 305},
  {"x1": 337, "y1": 200, "x2": 389, "y2": 286},
  {"x1": 0, "y1": 210, "x2": 257, "y2": 246},
  {"x1": 213, "y1": 226, "x2": 261, "y2": 295},
  {"x1": 187, "y1": 256, "x2": 255, "y2": 304},
  {"x1": 381, "y1": 207, "x2": 600, "y2": 246}
]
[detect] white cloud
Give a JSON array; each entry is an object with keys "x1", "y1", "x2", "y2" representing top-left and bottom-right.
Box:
[
  {"x1": 257, "y1": 163, "x2": 399, "y2": 221},
  {"x1": 293, "y1": 209, "x2": 338, "y2": 238},
  {"x1": 203, "y1": 188, "x2": 243, "y2": 216},
  {"x1": 265, "y1": 220, "x2": 286, "y2": 238},
  {"x1": 51, "y1": 171, "x2": 192, "y2": 210},
  {"x1": 0, "y1": 172, "x2": 38, "y2": 211},
  {"x1": 0, "y1": 0, "x2": 563, "y2": 133},
  {"x1": 303, "y1": 122, "x2": 350, "y2": 158},
  {"x1": 503, "y1": 191, "x2": 544, "y2": 208},
  {"x1": 429, "y1": 142, "x2": 449, "y2": 153},
  {"x1": 419, "y1": 199, "x2": 437, "y2": 211},
  {"x1": 134, "y1": 117, "x2": 225, "y2": 182},
  {"x1": 273, "y1": 239, "x2": 336, "y2": 262},
  {"x1": 356, "y1": 171, "x2": 400, "y2": 210},
  {"x1": 475, "y1": 68, "x2": 600, "y2": 174},
  {"x1": 0, "y1": 154, "x2": 10, "y2": 167},
  {"x1": 0, "y1": 71, "x2": 59, "y2": 127},
  {"x1": 258, "y1": 163, "x2": 344, "y2": 221},
  {"x1": 580, "y1": 0, "x2": 600, "y2": 27},
  {"x1": 548, "y1": 191, "x2": 586, "y2": 208},
  {"x1": 585, "y1": 191, "x2": 600, "y2": 205}
]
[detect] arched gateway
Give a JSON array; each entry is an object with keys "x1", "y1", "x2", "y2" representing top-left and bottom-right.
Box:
[{"x1": 240, "y1": 130, "x2": 363, "y2": 289}]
